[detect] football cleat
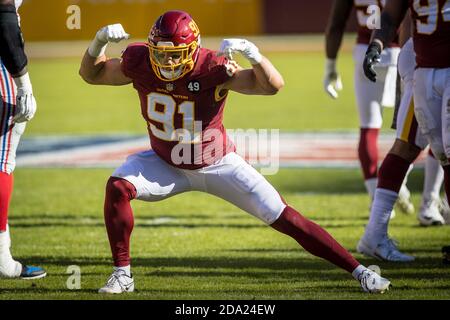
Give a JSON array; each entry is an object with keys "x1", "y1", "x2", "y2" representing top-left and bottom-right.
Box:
[
  {"x1": 357, "y1": 237, "x2": 415, "y2": 262},
  {"x1": 396, "y1": 186, "x2": 415, "y2": 215},
  {"x1": 20, "y1": 265, "x2": 47, "y2": 280},
  {"x1": 99, "y1": 269, "x2": 134, "y2": 294},
  {"x1": 0, "y1": 259, "x2": 46, "y2": 279},
  {"x1": 418, "y1": 198, "x2": 445, "y2": 226},
  {"x1": 358, "y1": 268, "x2": 391, "y2": 293}
]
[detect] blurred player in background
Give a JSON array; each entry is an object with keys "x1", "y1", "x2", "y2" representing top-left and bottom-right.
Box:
[
  {"x1": 324, "y1": 0, "x2": 417, "y2": 217},
  {"x1": 0, "y1": 0, "x2": 46, "y2": 279},
  {"x1": 80, "y1": 10, "x2": 391, "y2": 294},
  {"x1": 363, "y1": 0, "x2": 450, "y2": 260},
  {"x1": 358, "y1": 19, "x2": 449, "y2": 262}
]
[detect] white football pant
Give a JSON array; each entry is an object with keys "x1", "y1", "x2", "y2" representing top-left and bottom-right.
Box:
[
  {"x1": 395, "y1": 39, "x2": 428, "y2": 149},
  {"x1": 413, "y1": 67, "x2": 450, "y2": 165},
  {"x1": 353, "y1": 44, "x2": 400, "y2": 128},
  {"x1": 112, "y1": 151, "x2": 287, "y2": 225}
]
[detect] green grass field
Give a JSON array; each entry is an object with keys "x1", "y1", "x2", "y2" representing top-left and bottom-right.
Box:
[{"x1": 1, "y1": 38, "x2": 449, "y2": 300}]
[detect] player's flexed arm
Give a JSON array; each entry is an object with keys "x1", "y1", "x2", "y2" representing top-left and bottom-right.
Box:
[
  {"x1": 217, "y1": 39, "x2": 284, "y2": 95},
  {"x1": 79, "y1": 24, "x2": 132, "y2": 85},
  {"x1": 363, "y1": 0, "x2": 409, "y2": 81}
]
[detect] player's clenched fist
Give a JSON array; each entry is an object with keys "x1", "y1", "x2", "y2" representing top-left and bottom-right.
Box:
[
  {"x1": 323, "y1": 59, "x2": 343, "y2": 99},
  {"x1": 96, "y1": 24, "x2": 130, "y2": 44},
  {"x1": 217, "y1": 38, "x2": 262, "y2": 65},
  {"x1": 88, "y1": 23, "x2": 130, "y2": 57}
]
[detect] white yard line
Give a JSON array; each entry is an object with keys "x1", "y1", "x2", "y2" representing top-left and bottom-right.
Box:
[{"x1": 16, "y1": 132, "x2": 427, "y2": 169}]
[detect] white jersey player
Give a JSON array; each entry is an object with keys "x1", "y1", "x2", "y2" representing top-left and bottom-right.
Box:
[
  {"x1": 0, "y1": 0, "x2": 45, "y2": 279},
  {"x1": 361, "y1": 0, "x2": 450, "y2": 261},
  {"x1": 324, "y1": 0, "x2": 413, "y2": 216}
]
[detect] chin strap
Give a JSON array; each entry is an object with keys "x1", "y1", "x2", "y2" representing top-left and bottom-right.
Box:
[{"x1": 160, "y1": 67, "x2": 183, "y2": 80}]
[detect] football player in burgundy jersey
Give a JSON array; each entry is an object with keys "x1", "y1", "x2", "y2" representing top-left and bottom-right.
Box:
[
  {"x1": 0, "y1": 0, "x2": 46, "y2": 279},
  {"x1": 80, "y1": 11, "x2": 391, "y2": 294},
  {"x1": 325, "y1": 0, "x2": 418, "y2": 217},
  {"x1": 362, "y1": 0, "x2": 450, "y2": 260}
]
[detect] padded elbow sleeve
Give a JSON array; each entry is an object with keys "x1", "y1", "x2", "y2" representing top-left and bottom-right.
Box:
[{"x1": 0, "y1": 4, "x2": 27, "y2": 75}]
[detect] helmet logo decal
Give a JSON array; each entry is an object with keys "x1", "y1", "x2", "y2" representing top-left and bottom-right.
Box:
[{"x1": 188, "y1": 21, "x2": 200, "y2": 37}]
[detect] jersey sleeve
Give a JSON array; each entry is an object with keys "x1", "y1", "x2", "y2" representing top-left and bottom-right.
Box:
[
  {"x1": 203, "y1": 52, "x2": 239, "y2": 88},
  {"x1": 120, "y1": 43, "x2": 149, "y2": 80}
]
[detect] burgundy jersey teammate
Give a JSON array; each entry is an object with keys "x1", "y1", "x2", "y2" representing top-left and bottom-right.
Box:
[
  {"x1": 363, "y1": 0, "x2": 450, "y2": 261},
  {"x1": 325, "y1": 0, "x2": 414, "y2": 218}
]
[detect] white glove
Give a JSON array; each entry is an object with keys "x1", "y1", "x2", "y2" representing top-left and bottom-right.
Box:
[
  {"x1": 217, "y1": 38, "x2": 262, "y2": 65},
  {"x1": 13, "y1": 73, "x2": 36, "y2": 123},
  {"x1": 88, "y1": 23, "x2": 130, "y2": 57},
  {"x1": 323, "y1": 59, "x2": 343, "y2": 99}
]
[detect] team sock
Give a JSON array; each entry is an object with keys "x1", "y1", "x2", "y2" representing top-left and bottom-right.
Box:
[
  {"x1": 104, "y1": 177, "x2": 136, "y2": 267},
  {"x1": 364, "y1": 177, "x2": 377, "y2": 200},
  {"x1": 271, "y1": 206, "x2": 360, "y2": 274},
  {"x1": 114, "y1": 265, "x2": 131, "y2": 277},
  {"x1": 351, "y1": 265, "x2": 367, "y2": 280},
  {"x1": 362, "y1": 153, "x2": 411, "y2": 247},
  {"x1": 358, "y1": 128, "x2": 379, "y2": 181},
  {"x1": 422, "y1": 151, "x2": 444, "y2": 202},
  {"x1": 362, "y1": 188, "x2": 398, "y2": 247},
  {"x1": 443, "y1": 164, "x2": 450, "y2": 204},
  {"x1": 0, "y1": 172, "x2": 13, "y2": 232}
]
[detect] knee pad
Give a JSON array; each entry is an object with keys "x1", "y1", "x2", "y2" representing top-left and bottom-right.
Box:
[{"x1": 106, "y1": 177, "x2": 137, "y2": 202}]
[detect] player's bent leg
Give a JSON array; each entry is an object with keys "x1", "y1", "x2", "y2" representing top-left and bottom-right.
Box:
[
  {"x1": 203, "y1": 152, "x2": 390, "y2": 293},
  {"x1": 358, "y1": 139, "x2": 420, "y2": 262},
  {"x1": 100, "y1": 150, "x2": 191, "y2": 293},
  {"x1": 103, "y1": 177, "x2": 137, "y2": 268},
  {"x1": 271, "y1": 206, "x2": 390, "y2": 293},
  {"x1": 99, "y1": 177, "x2": 137, "y2": 294}
]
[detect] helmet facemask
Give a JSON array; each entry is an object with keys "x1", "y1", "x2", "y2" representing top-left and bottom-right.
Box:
[{"x1": 148, "y1": 39, "x2": 199, "y2": 81}]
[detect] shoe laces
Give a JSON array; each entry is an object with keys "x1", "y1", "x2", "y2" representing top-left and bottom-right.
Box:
[
  {"x1": 380, "y1": 237, "x2": 413, "y2": 260},
  {"x1": 385, "y1": 237, "x2": 399, "y2": 249},
  {"x1": 358, "y1": 269, "x2": 376, "y2": 292},
  {"x1": 105, "y1": 270, "x2": 128, "y2": 288}
]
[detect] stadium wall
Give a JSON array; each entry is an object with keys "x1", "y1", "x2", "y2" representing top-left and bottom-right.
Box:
[
  {"x1": 19, "y1": 0, "x2": 263, "y2": 41},
  {"x1": 262, "y1": 0, "x2": 357, "y2": 33},
  {"x1": 19, "y1": 0, "x2": 357, "y2": 41}
]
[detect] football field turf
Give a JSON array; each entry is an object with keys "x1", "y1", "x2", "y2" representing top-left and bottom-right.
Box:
[
  {"x1": 3, "y1": 168, "x2": 450, "y2": 300},
  {"x1": 1, "y1": 38, "x2": 449, "y2": 299}
]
